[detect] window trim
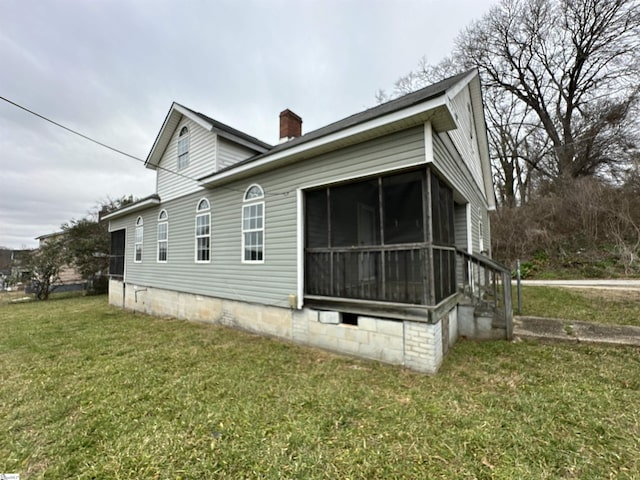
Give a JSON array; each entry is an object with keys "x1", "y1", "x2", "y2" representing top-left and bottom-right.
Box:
[
  {"x1": 134, "y1": 216, "x2": 143, "y2": 263},
  {"x1": 242, "y1": 184, "x2": 265, "y2": 264},
  {"x1": 157, "y1": 210, "x2": 168, "y2": 263},
  {"x1": 195, "y1": 198, "x2": 211, "y2": 263},
  {"x1": 177, "y1": 125, "x2": 190, "y2": 170}
]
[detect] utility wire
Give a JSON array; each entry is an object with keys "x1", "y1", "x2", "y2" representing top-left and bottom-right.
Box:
[
  {"x1": 0, "y1": 95, "x2": 294, "y2": 197},
  {"x1": 0, "y1": 96, "x2": 302, "y2": 197},
  {"x1": 0, "y1": 95, "x2": 200, "y2": 183}
]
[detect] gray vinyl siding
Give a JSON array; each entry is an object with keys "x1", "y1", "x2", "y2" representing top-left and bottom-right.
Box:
[
  {"x1": 433, "y1": 132, "x2": 489, "y2": 255},
  {"x1": 112, "y1": 126, "x2": 426, "y2": 308},
  {"x1": 217, "y1": 138, "x2": 259, "y2": 171},
  {"x1": 156, "y1": 118, "x2": 216, "y2": 201},
  {"x1": 454, "y1": 203, "x2": 468, "y2": 251},
  {"x1": 446, "y1": 86, "x2": 485, "y2": 196}
]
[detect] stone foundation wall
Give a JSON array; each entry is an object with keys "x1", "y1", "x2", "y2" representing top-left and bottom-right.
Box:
[{"x1": 109, "y1": 280, "x2": 458, "y2": 374}]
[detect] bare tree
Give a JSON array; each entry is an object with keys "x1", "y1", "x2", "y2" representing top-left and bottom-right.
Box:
[
  {"x1": 459, "y1": 0, "x2": 640, "y2": 180},
  {"x1": 378, "y1": 0, "x2": 640, "y2": 204}
]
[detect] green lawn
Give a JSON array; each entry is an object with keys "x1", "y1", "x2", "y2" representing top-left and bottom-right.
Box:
[
  {"x1": 516, "y1": 286, "x2": 640, "y2": 327},
  {"x1": 1, "y1": 296, "x2": 639, "y2": 478}
]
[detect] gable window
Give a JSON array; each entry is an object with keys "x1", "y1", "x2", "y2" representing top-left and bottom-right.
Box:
[
  {"x1": 177, "y1": 126, "x2": 190, "y2": 170},
  {"x1": 242, "y1": 184, "x2": 264, "y2": 262},
  {"x1": 134, "y1": 216, "x2": 143, "y2": 263},
  {"x1": 195, "y1": 199, "x2": 210, "y2": 262},
  {"x1": 157, "y1": 210, "x2": 168, "y2": 263}
]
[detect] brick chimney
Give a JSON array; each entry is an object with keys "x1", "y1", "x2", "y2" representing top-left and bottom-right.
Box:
[{"x1": 279, "y1": 109, "x2": 302, "y2": 142}]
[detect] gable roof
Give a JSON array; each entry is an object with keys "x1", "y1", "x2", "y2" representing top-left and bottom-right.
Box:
[
  {"x1": 200, "y1": 69, "x2": 481, "y2": 187},
  {"x1": 145, "y1": 103, "x2": 272, "y2": 169},
  {"x1": 250, "y1": 69, "x2": 472, "y2": 160}
]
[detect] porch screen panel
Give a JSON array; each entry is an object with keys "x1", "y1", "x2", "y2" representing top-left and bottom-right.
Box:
[
  {"x1": 431, "y1": 174, "x2": 455, "y2": 245},
  {"x1": 305, "y1": 168, "x2": 444, "y2": 305},
  {"x1": 109, "y1": 229, "x2": 125, "y2": 278},
  {"x1": 306, "y1": 189, "x2": 328, "y2": 248},
  {"x1": 383, "y1": 171, "x2": 424, "y2": 244},
  {"x1": 330, "y1": 179, "x2": 380, "y2": 247}
]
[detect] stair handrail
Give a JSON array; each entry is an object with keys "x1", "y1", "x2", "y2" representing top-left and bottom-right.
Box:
[{"x1": 455, "y1": 248, "x2": 513, "y2": 340}]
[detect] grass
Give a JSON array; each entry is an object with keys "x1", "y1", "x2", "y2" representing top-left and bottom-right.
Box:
[
  {"x1": 516, "y1": 286, "x2": 640, "y2": 327},
  {"x1": 1, "y1": 296, "x2": 640, "y2": 478}
]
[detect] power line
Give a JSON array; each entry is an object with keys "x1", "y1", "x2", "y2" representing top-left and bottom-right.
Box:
[
  {"x1": 0, "y1": 95, "x2": 294, "y2": 198},
  {"x1": 0, "y1": 95, "x2": 200, "y2": 183}
]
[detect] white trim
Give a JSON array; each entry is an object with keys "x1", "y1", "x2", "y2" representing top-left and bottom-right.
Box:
[
  {"x1": 297, "y1": 159, "x2": 428, "y2": 192},
  {"x1": 102, "y1": 197, "x2": 160, "y2": 221},
  {"x1": 201, "y1": 95, "x2": 448, "y2": 187},
  {"x1": 241, "y1": 200, "x2": 265, "y2": 264},
  {"x1": 423, "y1": 121, "x2": 433, "y2": 163},
  {"x1": 173, "y1": 103, "x2": 215, "y2": 130},
  {"x1": 196, "y1": 198, "x2": 210, "y2": 212},
  {"x1": 195, "y1": 198, "x2": 211, "y2": 263},
  {"x1": 478, "y1": 207, "x2": 484, "y2": 254},
  {"x1": 195, "y1": 212, "x2": 211, "y2": 263},
  {"x1": 445, "y1": 70, "x2": 478, "y2": 102},
  {"x1": 244, "y1": 183, "x2": 265, "y2": 201},
  {"x1": 134, "y1": 216, "x2": 143, "y2": 263},
  {"x1": 296, "y1": 188, "x2": 304, "y2": 309},
  {"x1": 466, "y1": 204, "x2": 473, "y2": 253},
  {"x1": 157, "y1": 220, "x2": 168, "y2": 263},
  {"x1": 177, "y1": 125, "x2": 190, "y2": 170}
]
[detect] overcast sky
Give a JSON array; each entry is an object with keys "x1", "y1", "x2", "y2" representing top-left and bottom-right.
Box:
[{"x1": 0, "y1": 0, "x2": 496, "y2": 249}]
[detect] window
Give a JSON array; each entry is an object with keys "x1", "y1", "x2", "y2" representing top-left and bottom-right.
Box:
[
  {"x1": 195, "y1": 199, "x2": 210, "y2": 262},
  {"x1": 242, "y1": 184, "x2": 264, "y2": 262},
  {"x1": 134, "y1": 216, "x2": 143, "y2": 263},
  {"x1": 177, "y1": 126, "x2": 189, "y2": 169},
  {"x1": 157, "y1": 210, "x2": 168, "y2": 263}
]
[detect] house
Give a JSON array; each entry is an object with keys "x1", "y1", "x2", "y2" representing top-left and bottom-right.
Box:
[
  {"x1": 35, "y1": 232, "x2": 86, "y2": 292},
  {"x1": 104, "y1": 69, "x2": 512, "y2": 373},
  {"x1": 0, "y1": 248, "x2": 33, "y2": 290}
]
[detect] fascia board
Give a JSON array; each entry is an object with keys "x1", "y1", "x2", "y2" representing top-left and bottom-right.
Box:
[
  {"x1": 211, "y1": 127, "x2": 270, "y2": 153},
  {"x1": 145, "y1": 103, "x2": 214, "y2": 169},
  {"x1": 102, "y1": 197, "x2": 160, "y2": 221},
  {"x1": 468, "y1": 76, "x2": 496, "y2": 210},
  {"x1": 200, "y1": 95, "x2": 448, "y2": 187},
  {"x1": 444, "y1": 69, "x2": 478, "y2": 101},
  {"x1": 173, "y1": 104, "x2": 214, "y2": 131}
]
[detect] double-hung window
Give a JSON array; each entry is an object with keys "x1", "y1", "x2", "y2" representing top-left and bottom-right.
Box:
[
  {"x1": 157, "y1": 210, "x2": 168, "y2": 263},
  {"x1": 177, "y1": 126, "x2": 189, "y2": 169},
  {"x1": 242, "y1": 185, "x2": 264, "y2": 262},
  {"x1": 134, "y1": 216, "x2": 143, "y2": 263},
  {"x1": 195, "y1": 199, "x2": 210, "y2": 262}
]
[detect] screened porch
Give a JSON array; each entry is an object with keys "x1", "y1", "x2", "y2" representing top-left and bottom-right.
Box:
[{"x1": 304, "y1": 167, "x2": 460, "y2": 308}]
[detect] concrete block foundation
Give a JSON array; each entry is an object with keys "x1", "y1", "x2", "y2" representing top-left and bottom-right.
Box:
[{"x1": 109, "y1": 279, "x2": 467, "y2": 374}]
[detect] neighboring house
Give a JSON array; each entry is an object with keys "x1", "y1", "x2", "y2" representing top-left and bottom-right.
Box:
[
  {"x1": 0, "y1": 248, "x2": 33, "y2": 290},
  {"x1": 35, "y1": 232, "x2": 85, "y2": 292},
  {"x1": 105, "y1": 70, "x2": 512, "y2": 373}
]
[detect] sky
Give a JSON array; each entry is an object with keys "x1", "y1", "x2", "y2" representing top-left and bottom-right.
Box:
[{"x1": 0, "y1": 0, "x2": 496, "y2": 249}]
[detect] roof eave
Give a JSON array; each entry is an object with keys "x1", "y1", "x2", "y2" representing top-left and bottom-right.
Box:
[
  {"x1": 102, "y1": 195, "x2": 161, "y2": 221},
  {"x1": 199, "y1": 96, "x2": 454, "y2": 188}
]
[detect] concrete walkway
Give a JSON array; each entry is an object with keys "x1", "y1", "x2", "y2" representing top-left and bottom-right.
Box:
[
  {"x1": 519, "y1": 279, "x2": 640, "y2": 290},
  {"x1": 514, "y1": 316, "x2": 640, "y2": 347}
]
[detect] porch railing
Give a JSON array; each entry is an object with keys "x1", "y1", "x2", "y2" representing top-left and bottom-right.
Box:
[
  {"x1": 455, "y1": 249, "x2": 513, "y2": 339},
  {"x1": 305, "y1": 244, "x2": 457, "y2": 305}
]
